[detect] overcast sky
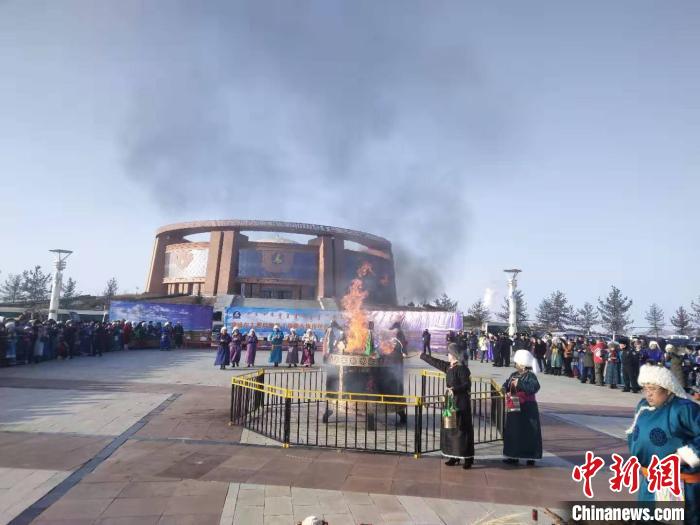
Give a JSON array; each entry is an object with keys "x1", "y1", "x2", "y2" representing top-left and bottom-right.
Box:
[{"x1": 1, "y1": 1, "x2": 698, "y2": 328}]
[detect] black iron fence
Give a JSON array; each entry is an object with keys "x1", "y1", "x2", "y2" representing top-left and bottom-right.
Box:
[{"x1": 230, "y1": 368, "x2": 504, "y2": 455}]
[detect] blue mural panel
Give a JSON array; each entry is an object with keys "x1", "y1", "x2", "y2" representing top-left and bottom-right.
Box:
[
  {"x1": 238, "y1": 248, "x2": 318, "y2": 284},
  {"x1": 109, "y1": 301, "x2": 213, "y2": 331}
]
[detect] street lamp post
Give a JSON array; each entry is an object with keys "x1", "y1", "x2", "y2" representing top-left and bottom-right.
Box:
[
  {"x1": 503, "y1": 269, "x2": 522, "y2": 338},
  {"x1": 48, "y1": 249, "x2": 72, "y2": 321}
]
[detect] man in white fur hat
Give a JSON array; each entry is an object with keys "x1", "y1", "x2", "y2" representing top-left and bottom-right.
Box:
[{"x1": 627, "y1": 364, "x2": 700, "y2": 522}]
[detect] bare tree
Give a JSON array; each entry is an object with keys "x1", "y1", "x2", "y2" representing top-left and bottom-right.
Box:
[{"x1": 104, "y1": 277, "x2": 119, "y2": 302}]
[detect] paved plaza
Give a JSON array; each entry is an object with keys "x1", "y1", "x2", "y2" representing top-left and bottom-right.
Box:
[{"x1": 0, "y1": 349, "x2": 641, "y2": 524}]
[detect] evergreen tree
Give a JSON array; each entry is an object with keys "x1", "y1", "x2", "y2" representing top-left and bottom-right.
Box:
[
  {"x1": 691, "y1": 296, "x2": 700, "y2": 334},
  {"x1": 464, "y1": 299, "x2": 490, "y2": 327},
  {"x1": 62, "y1": 277, "x2": 78, "y2": 299},
  {"x1": 0, "y1": 273, "x2": 25, "y2": 303},
  {"x1": 670, "y1": 306, "x2": 692, "y2": 335},
  {"x1": 497, "y1": 290, "x2": 528, "y2": 326},
  {"x1": 572, "y1": 302, "x2": 599, "y2": 334},
  {"x1": 20, "y1": 266, "x2": 51, "y2": 303},
  {"x1": 104, "y1": 277, "x2": 119, "y2": 301},
  {"x1": 644, "y1": 303, "x2": 665, "y2": 337},
  {"x1": 426, "y1": 293, "x2": 458, "y2": 312},
  {"x1": 535, "y1": 290, "x2": 574, "y2": 331},
  {"x1": 597, "y1": 285, "x2": 633, "y2": 336}
]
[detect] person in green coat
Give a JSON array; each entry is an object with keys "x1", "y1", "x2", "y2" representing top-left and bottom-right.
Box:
[{"x1": 502, "y1": 349, "x2": 543, "y2": 466}]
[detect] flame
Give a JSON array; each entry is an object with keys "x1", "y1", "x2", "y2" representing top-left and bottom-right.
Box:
[
  {"x1": 340, "y1": 262, "x2": 373, "y2": 354},
  {"x1": 379, "y1": 339, "x2": 395, "y2": 355}
]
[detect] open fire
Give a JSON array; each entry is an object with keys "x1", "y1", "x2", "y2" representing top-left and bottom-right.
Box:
[{"x1": 340, "y1": 262, "x2": 396, "y2": 356}]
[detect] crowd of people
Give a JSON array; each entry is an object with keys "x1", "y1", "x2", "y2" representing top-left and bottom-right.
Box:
[
  {"x1": 440, "y1": 329, "x2": 700, "y2": 396},
  {"x1": 0, "y1": 316, "x2": 187, "y2": 365}
]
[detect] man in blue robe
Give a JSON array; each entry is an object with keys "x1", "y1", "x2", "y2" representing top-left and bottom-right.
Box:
[{"x1": 627, "y1": 364, "x2": 700, "y2": 523}]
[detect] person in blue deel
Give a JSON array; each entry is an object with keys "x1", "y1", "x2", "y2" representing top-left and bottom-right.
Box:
[
  {"x1": 626, "y1": 364, "x2": 700, "y2": 523},
  {"x1": 268, "y1": 325, "x2": 284, "y2": 367}
]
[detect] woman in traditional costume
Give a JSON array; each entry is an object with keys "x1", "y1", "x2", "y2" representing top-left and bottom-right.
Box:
[
  {"x1": 502, "y1": 349, "x2": 543, "y2": 466},
  {"x1": 627, "y1": 364, "x2": 700, "y2": 523},
  {"x1": 268, "y1": 325, "x2": 284, "y2": 367},
  {"x1": 605, "y1": 341, "x2": 620, "y2": 389},
  {"x1": 229, "y1": 327, "x2": 243, "y2": 367},
  {"x1": 214, "y1": 327, "x2": 231, "y2": 370},
  {"x1": 286, "y1": 328, "x2": 300, "y2": 367},
  {"x1": 301, "y1": 329, "x2": 316, "y2": 367},
  {"x1": 420, "y1": 343, "x2": 474, "y2": 469},
  {"x1": 245, "y1": 329, "x2": 258, "y2": 367}
]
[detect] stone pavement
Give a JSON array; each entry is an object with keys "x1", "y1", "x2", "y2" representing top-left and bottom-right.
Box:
[{"x1": 0, "y1": 349, "x2": 642, "y2": 524}]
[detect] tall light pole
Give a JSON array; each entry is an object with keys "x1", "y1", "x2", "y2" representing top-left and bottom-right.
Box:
[
  {"x1": 48, "y1": 249, "x2": 72, "y2": 321},
  {"x1": 503, "y1": 269, "x2": 522, "y2": 337}
]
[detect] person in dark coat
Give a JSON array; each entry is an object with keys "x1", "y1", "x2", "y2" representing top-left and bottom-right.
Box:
[
  {"x1": 503, "y1": 350, "x2": 543, "y2": 465},
  {"x1": 93, "y1": 322, "x2": 104, "y2": 357},
  {"x1": 383, "y1": 322, "x2": 408, "y2": 426},
  {"x1": 420, "y1": 343, "x2": 474, "y2": 469},
  {"x1": 534, "y1": 337, "x2": 547, "y2": 372},
  {"x1": 467, "y1": 331, "x2": 479, "y2": 361},
  {"x1": 580, "y1": 340, "x2": 595, "y2": 384},
  {"x1": 173, "y1": 322, "x2": 184, "y2": 348},
  {"x1": 285, "y1": 328, "x2": 300, "y2": 367},
  {"x1": 620, "y1": 337, "x2": 641, "y2": 393},
  {"x1": 229, "y1": 327, "x2": 243, "y2": 367},
  {"x1": 422, "y1": 329, "x2": 431, "y2": 356},
  {"x1": 214, "y1": 327, "x2": 231, "y2": 369}
]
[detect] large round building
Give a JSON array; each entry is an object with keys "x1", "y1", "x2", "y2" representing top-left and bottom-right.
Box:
[{"x1": 145, "y1": 220, "x2": 397, "y2": 305}]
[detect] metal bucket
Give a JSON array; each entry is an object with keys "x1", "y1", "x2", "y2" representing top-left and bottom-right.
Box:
[{"x1": 442, "y1": 412, "x2": 458, "y2": 429}]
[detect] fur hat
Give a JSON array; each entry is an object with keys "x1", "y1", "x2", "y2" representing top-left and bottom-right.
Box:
[
  {"x1": 665, "y1": 344, "x2": 687, "y2": 356},
  {"x1": 637, "y1": 364, "x2": 687, "y2": 399},
  {"x1": 513, "y1": 349, "x2": 539, "y2": 373}
]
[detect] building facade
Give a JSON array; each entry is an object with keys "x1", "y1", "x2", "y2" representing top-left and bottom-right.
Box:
[{"x1": 145, "y1": 220, "x2": 397, "y2": 305}]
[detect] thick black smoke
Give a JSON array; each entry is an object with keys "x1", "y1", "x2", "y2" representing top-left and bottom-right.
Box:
[{"x1": 121, "y1": 1, "x2": 506, "y2": 302}]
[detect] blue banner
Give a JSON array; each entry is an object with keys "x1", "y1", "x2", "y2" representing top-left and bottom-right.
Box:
[
  {"x1": 224, "y1": 307, "x2": 337, "y2": 340},
  {"x1": 109, "y1": 301, "x2": 214, "y2": 331},
  {"x1": 224, "y1": 307, "x2": 462, "y2": 350}
]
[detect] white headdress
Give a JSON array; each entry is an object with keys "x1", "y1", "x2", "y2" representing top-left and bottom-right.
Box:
[
  {"x1": 637, "y1": 364, "x2": 687, "y2": 399},
  {"x1": 513, "y1": 349, "x2": 540, "y2": 374},
  {"x1": 625, "y1": 364, "x2": 688, "y2": 435}
]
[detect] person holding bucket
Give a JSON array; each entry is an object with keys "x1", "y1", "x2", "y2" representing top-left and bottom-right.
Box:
[
  {"x1": 421, "y1": 343, "x2": 475, "y2": 469},
  {"x1": 502, "y1": 349, "x2": 543, "y2": 466}
]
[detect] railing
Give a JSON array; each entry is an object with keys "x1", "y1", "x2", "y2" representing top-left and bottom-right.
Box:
[{"x1": 230, "y1": 368, "x2": 505, "y2": 456}]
